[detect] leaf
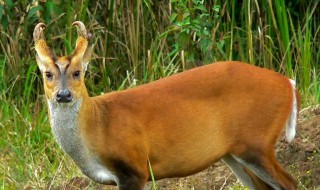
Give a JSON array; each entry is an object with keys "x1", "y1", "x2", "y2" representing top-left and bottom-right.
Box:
[
  {"x1": 3, "y1": 5, "x2": 13, "y2": 19},
  {"x1": 212, "y1": 5, "x2": 220, "y2": 12},
  {"x1": 170, "y1": 13, "x2": 178, "y2": 23},
  {"x1": 4, "y1": 0, "x2": 13, "y2": 8},
  {"x1": 28, "y1": 17, "x2": 38, "y2": 26},
  {"x1": 27, "y1": 6, "x2": 43, "y2": 19},
  {"x1": 192, "y1": 0, "x2": 203, "y2": 5},
  {"x1": 45, "y1": 0, "x2": 55, "y2": 22},
  {"x1": 199, "y1": 13, "x2": 209, "y2": 19},
  {"x1": 194, "y1": 4, "x2": 207, "y2": 12},
  {"x1": 216, "y1": 40, "x2": 227, "y2": 59},
  {"x1": 182, "y1": 12, "x2": 190, "y2": 19},
  {"x1": 203, "y1": 28, "x2": 210, "y2": 36},
  {"x1": 217, "y1": 40, "x2": 225, "y2": 49},
  {"x1": 2, "y1": 16, "x2": 8, "y2": 29},
  {"x1": 176, "y1": 19, "x2": 190, "y2": 27},
  {"x1": 192, "y1": 18, "x2": 200, "y2": 25}
]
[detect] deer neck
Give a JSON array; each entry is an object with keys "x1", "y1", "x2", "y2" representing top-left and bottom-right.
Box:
[{"x1": 47, "y1": 96, "x2": 118, "y2": 184}]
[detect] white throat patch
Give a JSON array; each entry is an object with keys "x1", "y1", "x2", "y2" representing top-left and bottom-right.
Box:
[{"x1": 47, "y1": 99, "x2": 118, "y2": 184}]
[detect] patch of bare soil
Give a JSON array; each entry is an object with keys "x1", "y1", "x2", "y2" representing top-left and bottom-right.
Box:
[
  {"x1": 53, "y1": 106, "x2": 320, "y2": 190},
  {"x1": 276, "y1": 105, "x2": 320, "y2": 189}
]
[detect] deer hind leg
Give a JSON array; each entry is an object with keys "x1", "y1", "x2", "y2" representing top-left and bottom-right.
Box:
[
  {"x1": 223, "y1": 154, "x2": 272, "y2": 190},
  {"x1": 232, "y1": 152, "x2": 297, "y2": 190}
]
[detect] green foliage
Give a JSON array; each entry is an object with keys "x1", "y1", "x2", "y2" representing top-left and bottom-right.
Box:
[
  {"x1": 0, "y1": 0, "x2": 14, "y2": 29},
  {"x1": 274, "y1": 0, "x2": 292, "y2": 75},
  {"x1": 166, "y1": 0, "x2": 220, "y2": 66},
  {"x1": 0, "y1": 0, "x2": 320, "y2": 189}
]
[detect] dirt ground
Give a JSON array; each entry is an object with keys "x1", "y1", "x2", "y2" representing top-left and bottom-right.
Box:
[{"x1": 55, "y1": 106, "x2": 320, "y2": 190}]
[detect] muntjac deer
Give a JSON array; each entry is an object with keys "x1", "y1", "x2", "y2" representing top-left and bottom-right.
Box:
[{"x1": 34, "y1": 21, "x2": 300, "y2": 190}]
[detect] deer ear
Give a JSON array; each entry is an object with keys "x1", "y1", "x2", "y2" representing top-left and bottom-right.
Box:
[
  {"x1": 36, "y1": 54, "x2": 47, "y2": 72},
  {"x1": 71, "y1": 21, "x2": 93, "y2": 72},
  {"x1": 83, "y1": 44, "x2": 93, "y2": 71},
  {"x1": 33, "y1": 23, "x2": 55, "y2": 72}
]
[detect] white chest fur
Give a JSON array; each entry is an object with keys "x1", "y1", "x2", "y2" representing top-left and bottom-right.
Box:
[{"x1": 48, "y1": 100, "x2": 118, "y2": 184}]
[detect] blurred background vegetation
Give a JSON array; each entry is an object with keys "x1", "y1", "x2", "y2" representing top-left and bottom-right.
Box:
[{"x1": 0, "y1": 0, "x2": 319, "y2": 189}]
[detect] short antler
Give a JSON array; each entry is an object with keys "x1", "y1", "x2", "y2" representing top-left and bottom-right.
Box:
[
  {"x1": 33, "y1": 23, "x2": 46, "y2": 43},
  {"x1": 71, "y1": 21, "x2": 90, "y2": 62},
  {"x1": 72, "y1": 21, "x2": 88, "y2": 39}
]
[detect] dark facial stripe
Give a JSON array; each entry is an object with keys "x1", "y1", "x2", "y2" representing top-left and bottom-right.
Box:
[
  {"x1": 54, "y1": 61, "x2": 70, "y2": 89},
  {"x1": 64, "y1": 62, "x2": 71, "y2": 75}
]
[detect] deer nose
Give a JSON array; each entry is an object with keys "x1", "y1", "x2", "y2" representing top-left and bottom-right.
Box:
[{"x1": 55, "y1": 89, "x2": 73, "y2": 103}]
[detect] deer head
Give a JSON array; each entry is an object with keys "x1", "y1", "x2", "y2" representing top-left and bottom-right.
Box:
[{"x1": 33, "y1": 21, "x2": 93, "y2": 104}]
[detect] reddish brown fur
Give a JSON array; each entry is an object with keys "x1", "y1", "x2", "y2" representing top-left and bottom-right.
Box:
[
  {"x1": 82, "y1": 62, "x2": 295, "y2": 177},
  {"x1": 34, "y1": 22, "x2": 299, "y2": 190}
]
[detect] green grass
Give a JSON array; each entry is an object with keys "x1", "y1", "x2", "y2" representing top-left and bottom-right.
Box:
[{"x1": 1, "y1": 0, "x2": 320, "y2": 189}]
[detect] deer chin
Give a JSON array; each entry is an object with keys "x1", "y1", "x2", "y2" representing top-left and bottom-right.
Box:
[{"x1": 50, "y1": 98, "x2": 81, "y2": 108}]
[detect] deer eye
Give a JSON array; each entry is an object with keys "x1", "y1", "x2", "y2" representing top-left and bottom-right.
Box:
[
  {"x1": 73, "y1": 70, "x2": 80, "y2": 79},
  {"x1": 45, "y1": 72, "x2": 53, "y2": 80}
]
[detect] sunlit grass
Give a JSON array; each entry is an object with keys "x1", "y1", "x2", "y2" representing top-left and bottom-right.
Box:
[{"x1": 0, "y1": 0, "x2": 320, "y2": 189}]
